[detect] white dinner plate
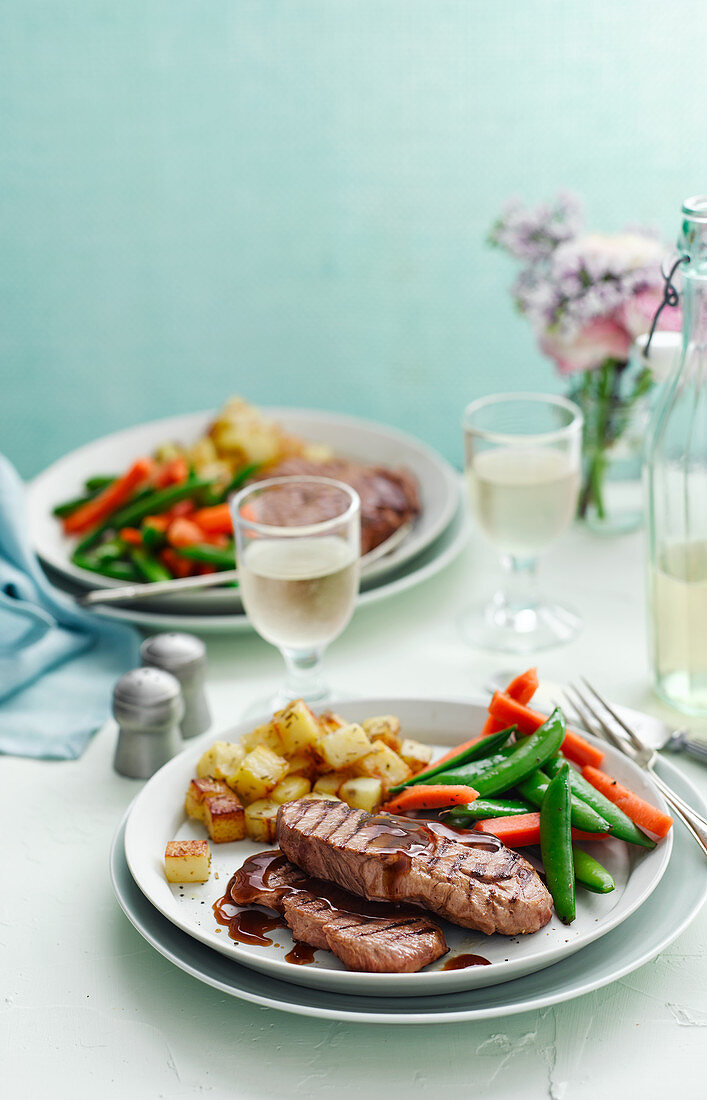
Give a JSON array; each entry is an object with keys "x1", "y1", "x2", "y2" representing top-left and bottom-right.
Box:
[
  {"x1": 43, "y1": 497, "x2": 469, "y2": 634},
  {"x1": 110, "y1": 752, "x2": 706, "y2": 1024},
  {"x1": 123, "y1": 697, "x2": 672, "y2": 997},
  {"x1": 28, "y1": 407, "x2": 460, "y2": 611}
]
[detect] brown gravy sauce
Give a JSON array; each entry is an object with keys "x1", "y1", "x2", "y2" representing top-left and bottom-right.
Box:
[
  {"x1": 285, "y1": 941, "x2": 317, "y2": 966},
  {"x1": 441, "y1": 953, "x2": 491, "y2": 970}
]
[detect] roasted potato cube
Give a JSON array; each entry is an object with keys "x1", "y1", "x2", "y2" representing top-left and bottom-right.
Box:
[
  {"x1": 196, "y1": 741, "x2": 246, "y2": 781},
  {"x1": 285, "y1": 753, "x2": 316, "y2": 779},
  {"x1": 274, "y1": 699, "x2": 321, "y2": 755},
  {"x1": 232, "y1": 746, "x2": 289, "y2": 803},
  {"x1": 271, "y1": 775, "x2": 312, "y2": 804},
  {"x1": 362, "y1": 715, "x2": 402, "y2": 752},
  {"x1": 239, "y1": 722, "x2": 283, "y2": 754},
  {"x1": 185, "y1": 777, "x2": 231, "y2": 821},
  {"x1": 318, "y1": 711, "x2": 347, "y2": 734},
  {"x1": 339, "y1": 777, "x2": 383, "y2": 813},
  {"x1": 316, "y1": 723, "x2": 371, "y2": 770},
  {"x1": 355, "y1": 740, "x2": 411, "y2": 789},
  {"x1": 244, "y1": 798, "x2": 280, "y2": 842},
  {"x1": 312, "y1": 772, "x2": 344, "y2": 796},
  {"x1": 399, "y1": 738, "x2": 434, "y2": 774},
  {"x1": 204, "y1": 794, "x2": 246, "y2": 843},
  {"x1": 164, "y1": 840, "x2": 211, "y2": 883}
]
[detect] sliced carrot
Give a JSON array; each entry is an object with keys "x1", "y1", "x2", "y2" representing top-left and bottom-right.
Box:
[
  {"x1": 192, "y1": 503, "x2": 233, "y2": 535},
  {"x1": 159, "y1": 548, "x2": 195, "y2": 579},
  {"x1": 166, "y1": 499, "x2": 196, "y2": 519},
  {"x1": 474, "y1": 814, "x2": 609, "y2": 847},
  {"x1": 488, "y1": 692, "x2": 605, "y2": 769},
  {"x1": 167, "y1": 518, "x2": 206, "y2": 549},
  {"x1": 141, "y1": 514, "x2": 170, "y2": 533},
  {"x1": 119, "y1": 527, "x2": 143, "y2": 546},
  {"x1": 505, "y1": 667, "x2": 539, "y2": 706},
  {"x1": 152, "y1": 456, "x2": 189, "y2": 489},
  {"x1": 63, "y1": 457, "x2": 154, "y2": 535},
  {"x1": 581, "y1": 766, "x2": 674, "y2": 838},
  {"x1": 382, "y1": 785, "x2": 479, "y2": 814}
]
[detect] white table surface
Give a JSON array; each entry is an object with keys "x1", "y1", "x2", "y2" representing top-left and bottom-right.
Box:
[{"x1": 3, "y1": 521, "x2": 706, "y2": 1100}]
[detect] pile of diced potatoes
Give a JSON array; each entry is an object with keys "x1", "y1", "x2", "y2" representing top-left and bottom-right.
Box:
[{"x1": 185, "y1": 699, "x2": 434, "y2": 844}]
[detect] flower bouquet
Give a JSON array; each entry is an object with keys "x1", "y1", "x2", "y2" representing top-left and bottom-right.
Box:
[{"x1": 489, "y1": 194, "x2": 681, "y2": 532}]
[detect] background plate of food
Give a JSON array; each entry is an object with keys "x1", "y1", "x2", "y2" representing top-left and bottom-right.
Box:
[
  {"x1": 27, "y1": 399, "x2": 461, "y2": 613},
  {"x1": 122, "y1": 696, "x2": 673, "y2": 998}
]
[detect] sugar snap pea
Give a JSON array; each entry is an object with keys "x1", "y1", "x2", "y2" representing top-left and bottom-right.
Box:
[
  {"x1": 544, "y1": 756, "x2": 655, "y2": 849},
  {"x1": 515, "y1": 768, "x2": 610, "y2": 834},
  {"x1": 540, "y1": 761, "x2": 575, "y2": 924},
  {"x1": 72, "y1": 553, "x2": 137, "y2": 582},
  {"x1": 433, "y1": 708, "x2": 566, "y2": 798},
  {"x1": 441, "y1": 798, "x2": 535, "y2": 825},
  {"x1": 389, "y1": 726, "x2": 517, "y2": 793},
  {"x1": 84, "y1": 475, "x2": 116, "y2": 492},
  {"x1": 572, "y1": 846, "x2": 615, "y2": 894}
]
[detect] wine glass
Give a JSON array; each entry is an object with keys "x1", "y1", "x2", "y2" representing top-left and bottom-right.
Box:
[
  {"x1": 231, "y1": 476, "x2": 361, "y2": 710},
  {"x1": 462, "y1": 393, "x2": 583, "y2": 653}
]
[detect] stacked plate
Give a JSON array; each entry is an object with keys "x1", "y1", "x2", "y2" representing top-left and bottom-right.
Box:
[
  {"x1": 111, "y1": 697, "x2": 706, "y2": 1024},
  {"x1": 28, "y1": 408, "x2": 467, "y2": 633}
]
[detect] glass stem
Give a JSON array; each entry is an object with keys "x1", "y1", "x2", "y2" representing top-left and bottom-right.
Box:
[
  {"x1": 280, "y1": 646, "x2": 329, "y2": 704},
  {"x1": 497, "y1": 554, "x2": 540, "y2": 615}
]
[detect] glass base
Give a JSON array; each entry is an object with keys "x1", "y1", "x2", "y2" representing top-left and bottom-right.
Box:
[
  {"x1": 459, "y1": 597, "x2": 582, "y2": 654},
  {"x1": 241, "y1": 682, "x2": 332, "y2": 722}
]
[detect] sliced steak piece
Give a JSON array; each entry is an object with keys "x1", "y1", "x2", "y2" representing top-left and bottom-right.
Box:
[
  {"x1": 277, "y1": 800, "x2": 553, "y2": 936},
  {"x1": 256, "y1": 457, "x2": 421, "y2": 554},
  {"x1": 228, "y1": 850, "x2": 447, "y2": 973}
]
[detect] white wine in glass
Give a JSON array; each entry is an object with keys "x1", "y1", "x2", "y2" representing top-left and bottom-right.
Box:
[
  {"x1": 232, "y1": 476, "x2": 361, "y2": 710},
  {"x1": 463, "y1": 393, "x2": 583, "y2": 653}
]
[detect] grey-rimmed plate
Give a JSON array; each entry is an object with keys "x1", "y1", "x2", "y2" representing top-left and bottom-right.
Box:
[{"x1": 111, "y1": 751, "x2": 705, "y2": 1024}]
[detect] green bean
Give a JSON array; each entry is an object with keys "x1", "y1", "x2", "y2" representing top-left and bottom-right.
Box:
[
  {"x1": 91, "y1": 538, "x2": 128, "y2": 563},
  {"x1": 388, "y1": 726, "x2": 518, "y2": 794},
  {"x1": 129, "y1": 548, "x2": 172, "y2": 583},
  {"x1": 572, "y1": 846, "x2": 615, "y2": 894},
  {"x1": 544, "y1": 756, "x2": 655, "y2": 849},
  {"x1": 177, "y1": 543, "x2": 236, "y2": 568},
  {"x1": 515, "y1": 768, "x2": 610, "y2": 834},
  {"x1": 110, "y1": 479, "x2": 213, "y2": 529},
  {"x1": 73, "y1": 484, "x2": 169, "y2": 554},
  {"x1": 84, "y1": 475, "x2": 116, "y2": 492},
  {"x1": 433, "y1": 709, "x2": 566, "y2": 798},
  {"x1": 142, "y1": 522, "x2": 166, "y2": 551},
  {"x1": 72, "y1": 553, "x2": 137, "y2": 582},
  {"x1": 53, "y1": 493, "x2": 94, "y2": 518},
  {"x1": 441, "y1": 798, "x2": 535, "y2": 825},
  {"x1": 540, "y1": 762, "x2": 575, "y2": 924}
]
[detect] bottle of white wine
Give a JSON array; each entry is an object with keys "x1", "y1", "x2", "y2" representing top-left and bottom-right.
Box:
[{"x1": 645, "y1": 196, "x2": 707, "y2": 715}]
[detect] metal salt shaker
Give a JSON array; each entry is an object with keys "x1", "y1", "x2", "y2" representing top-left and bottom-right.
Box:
[
  {"x1": 112, "y1": 667, "x2": 184, "y2": 779},
  {"x1": 140, "y1": 632, "x2": 211, "y2": 740}
]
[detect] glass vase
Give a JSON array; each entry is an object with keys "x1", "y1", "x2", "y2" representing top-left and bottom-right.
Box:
[{"x1": 569, "y1": 358, "x2": 654, "y2": 536}]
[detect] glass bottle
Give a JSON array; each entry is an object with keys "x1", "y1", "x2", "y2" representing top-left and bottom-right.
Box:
[{"x1": 646, "y1": 196, "x2": 707, "y2": 715}]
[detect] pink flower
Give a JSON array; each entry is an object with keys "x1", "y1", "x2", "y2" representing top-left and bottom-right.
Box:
[
  {"x1": 620, "y1": 288, "x2": 682, "y2": 339},
  {"x1": 539, "y1": 317, "x2": 632, "y2": 375}
]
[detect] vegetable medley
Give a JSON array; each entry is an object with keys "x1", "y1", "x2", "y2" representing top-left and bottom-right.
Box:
[{"x1": 54, "y1": 396, "x2": 334, "y2": 583}]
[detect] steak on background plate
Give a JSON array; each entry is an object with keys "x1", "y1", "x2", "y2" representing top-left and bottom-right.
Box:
[
  {"x1": 277, "y1": 799, "x2": 553, "y2": 936},
  {"x1": 229, "y1": 850, "x2": 447, "y2": 973},
  {"x1": 257, "y1": 457, "x2": 421, "y2": 555}
]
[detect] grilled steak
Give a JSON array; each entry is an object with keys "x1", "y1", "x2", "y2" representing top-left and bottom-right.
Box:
[
  {"x1": 257, "y1": 457, "x2": 421, "y2": 554},
  {"x1": 277, "y1": 800, "x2": 553, "y2": 936},
  {"x1": 229, "y1": 850, "x2": 447, "y2": 973}
]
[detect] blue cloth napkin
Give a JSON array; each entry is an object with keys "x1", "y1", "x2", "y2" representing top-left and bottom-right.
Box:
[{"x1": 0, "y1": 454, "x2": 140, "y2": 759}]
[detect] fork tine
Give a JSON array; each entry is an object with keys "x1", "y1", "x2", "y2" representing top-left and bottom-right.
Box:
[
  {"x1": 580, "y1": 678, "x2": 645, "y2": 752},
  {"x1": 565, "y1": 684, "x2": 631, "y2": 757}
]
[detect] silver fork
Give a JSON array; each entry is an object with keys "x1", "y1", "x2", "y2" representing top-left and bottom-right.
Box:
[{"x1": 561, "y1": 679, "x2": 707, "y2": 858}]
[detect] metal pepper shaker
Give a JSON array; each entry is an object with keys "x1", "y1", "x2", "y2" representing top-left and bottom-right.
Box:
[
  {"x1": 140, "y1": 632, "x2": 211, "y2": 740},
  {"x1": 112, "y1": 667, "x2": 185, "y2": 779}
]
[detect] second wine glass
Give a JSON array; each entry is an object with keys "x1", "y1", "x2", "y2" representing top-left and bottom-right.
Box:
[
  {"x1": 462, "y1": 392, "x2": 583, "y2": 653},
  {"x1": 231, "y1": 476, "x2": 361, "y2": 710}
]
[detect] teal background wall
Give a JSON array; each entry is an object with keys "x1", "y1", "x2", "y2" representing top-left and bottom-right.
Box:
[{"x1": 1, "y1": 2, "x2": 705, "y2": 477}]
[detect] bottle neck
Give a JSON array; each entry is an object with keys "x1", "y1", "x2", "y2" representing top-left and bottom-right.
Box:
[{"x1": 682, "y1": 266, "x2": 707, "y2": 351}]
